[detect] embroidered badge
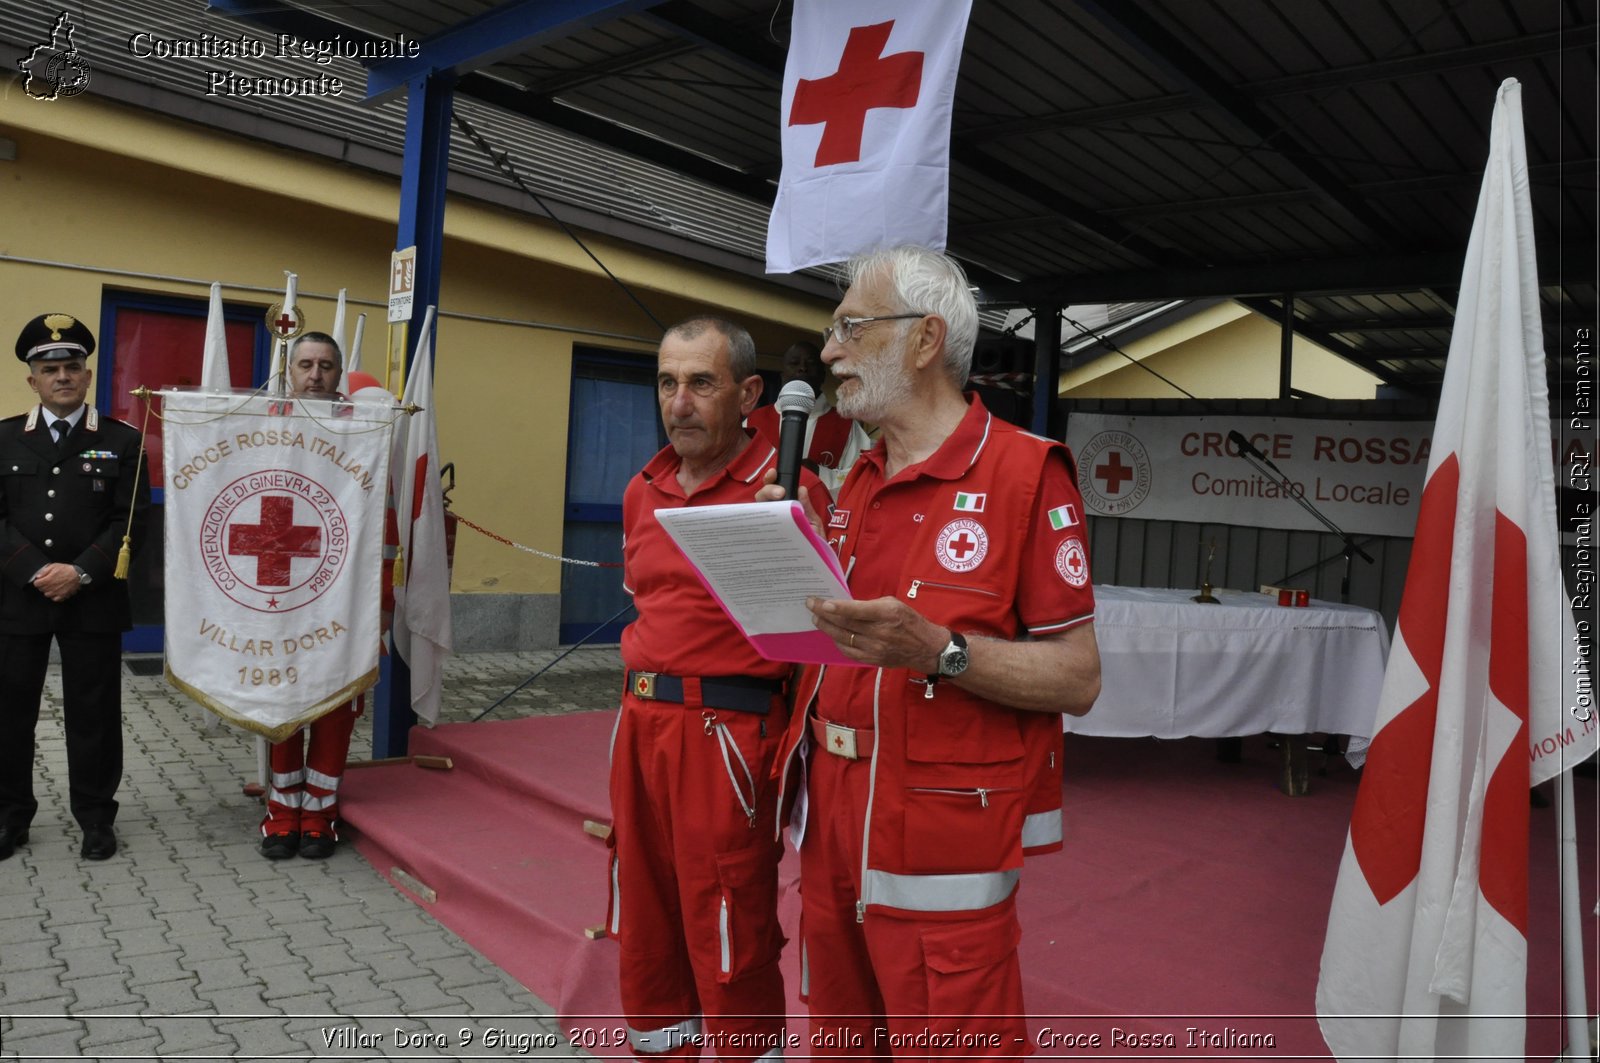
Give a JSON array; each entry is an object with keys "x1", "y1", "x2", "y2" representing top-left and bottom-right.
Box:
[
  {"x1": 935, "y1": 518, "x2": 988, "y2": 573},
  {"x1": 829, "y1": 508, "x2": 850, "y2": 530},
  {"x1": 953, "y1": 491, "x2": 986, "y2": 512},
  {"x1": 1055, "y1": 538, "x2": 1089, "y2": 587},
  {"x1": 1047, "y1": 503, "x2": 1080, "y2": 530}
]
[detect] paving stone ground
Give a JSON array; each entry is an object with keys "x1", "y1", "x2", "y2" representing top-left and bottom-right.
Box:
[{"x1": 1, "y1": 646, "x2": 624, "y2": 1062}]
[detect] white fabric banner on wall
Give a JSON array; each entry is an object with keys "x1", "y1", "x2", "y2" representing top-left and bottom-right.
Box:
[
  {"x1": 1064, "y1": 413, "x2": 1432, "y2": 537},
  {"x1": 161, "y1": 390, "x2": 395, "y2": 741}
]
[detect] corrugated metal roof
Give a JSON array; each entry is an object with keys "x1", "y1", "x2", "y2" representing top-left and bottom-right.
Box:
[{"x1": 2, "y1": 0, "x2": 1592, "y2": 393}]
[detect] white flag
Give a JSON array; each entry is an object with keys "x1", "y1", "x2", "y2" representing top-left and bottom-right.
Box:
[
  {"x1": 331, "y1": 287, "x2": 348, "y2": 357},
  {"x1": 391, "y1": 306, "x2": 453, "y2": 725},
  {"x1": 1316, "y1": 79, "x2": 1596, "y2": 1061},
  {"x1": 161, "y1": 390, "x2": 394, "y2": 741},
  {"x1": 201, "y1": 282, "x2": 231, "y2": 391},
  {"x1": 348, "y1": 313, "x2": 367, "y2": 376},
  {"x1": 765, "y1": 0, "x2": 972, "y2": 273}
]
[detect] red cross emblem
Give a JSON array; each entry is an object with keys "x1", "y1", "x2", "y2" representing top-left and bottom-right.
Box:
[
  {"x1": 201, "y1": 471, "x2": 348, "y2": 613},
  {"x1": 266, "y1": 302, "x2": 304, "y2": 340},
  {"x1": 1055, "y1": 538, "x2": 1089, "y2": 588},
  {"x1": 935, "y1": 518, "x2": 988, "y2": 573},
  {"x1": 228, "y1": 495, "x2": 322, "y2": 589},
  {"x1": 1095, "y1": 450, "x2": 1135, "y2": 495},
  {"x1": 788, "y1": 21, "x2": 923, "y2": 167}
]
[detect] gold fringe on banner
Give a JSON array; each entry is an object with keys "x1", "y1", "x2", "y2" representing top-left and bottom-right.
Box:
[{"x1": 165, "y1": 664, "x2": 380, "y2": 744}]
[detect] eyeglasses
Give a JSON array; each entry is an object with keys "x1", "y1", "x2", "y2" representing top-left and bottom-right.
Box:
[{"x1": 821, "y1": 313, "x2": 926, "y2": 346}]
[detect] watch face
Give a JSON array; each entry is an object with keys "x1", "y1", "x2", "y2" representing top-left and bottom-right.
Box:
[{"x1": 941, "y1": 645, "x2": 969, "y2": 676}]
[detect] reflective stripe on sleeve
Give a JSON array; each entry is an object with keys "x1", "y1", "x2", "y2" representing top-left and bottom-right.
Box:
[{"x1": 1021, "y1": 810, "x2": 1062, "y2": 850}]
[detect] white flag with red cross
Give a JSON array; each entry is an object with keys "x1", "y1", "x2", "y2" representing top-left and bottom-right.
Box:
[
  {"x1": 390, "y1": 306, "x2": 453, "y2": 725},
  {"x1": 765, "y1": 0, "x2": 973, "y2": 274},
  {"x1": 1316, "y1": 79, "x2": 1596, "y2": 1061}
]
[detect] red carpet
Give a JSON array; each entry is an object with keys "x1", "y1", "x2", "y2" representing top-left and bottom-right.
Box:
[{"x1": 341, "y1": 713, "x2": 1598, "y2": 1059}]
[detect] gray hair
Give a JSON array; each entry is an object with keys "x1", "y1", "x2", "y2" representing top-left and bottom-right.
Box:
[
  {"x1": 662, "y1": 316, "x2": 757, "y2": 381},
  {"x1": 845, "y1": 246, "x2": 978, "y2": 386},
  {"x1": 291, "y1": 331, "x2": 343, "y2": 366}
]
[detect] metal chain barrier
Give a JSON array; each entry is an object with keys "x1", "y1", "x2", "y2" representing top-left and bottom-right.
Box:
[{"x1": 452, "y1": 512, "x2": 623, "y2": 568}]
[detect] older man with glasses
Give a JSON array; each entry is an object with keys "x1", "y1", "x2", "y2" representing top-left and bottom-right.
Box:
[{"x1": 762, "y1": 246, "x2": 1102, "y2": 1056}]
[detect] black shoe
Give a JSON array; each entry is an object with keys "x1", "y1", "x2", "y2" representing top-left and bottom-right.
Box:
[
  {"x1": 260, "y1": 832, "x2": 299, "y2": 860},
  {"x1": 0, "y1": 825, "x2": 28, "y2": 861},
  {"x1": 81, "y1": 824, "x2": 117, "y2": 861},
  {"x1": 297, "y1": 831, "x2": 336, "y2": 860}
]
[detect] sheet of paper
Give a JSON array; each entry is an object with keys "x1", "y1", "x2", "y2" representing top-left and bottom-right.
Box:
[{"x1": 655, "y1": 500, "x2": 860, "y2": 665}]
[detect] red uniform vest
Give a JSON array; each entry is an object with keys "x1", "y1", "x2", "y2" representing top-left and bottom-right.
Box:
[{"x1": 775, "y1": 398, "x2": 1094, "y2": 909}]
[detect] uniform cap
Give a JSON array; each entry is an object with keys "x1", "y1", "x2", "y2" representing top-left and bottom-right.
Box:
[{"x1": 16, "y1": 313, "x2": 95, "y2": 363}]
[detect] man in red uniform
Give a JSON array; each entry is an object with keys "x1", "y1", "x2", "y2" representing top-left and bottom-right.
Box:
[
  {"x1": 745, "y1": 341, "x2": 869, "y2": 494},
  {"x1": 259, "y1": 332, "x2": 362, "y2": 861},
  {"x1": 765, "y1": 247, "x2": 1101, "y2": 1057},
  {"x1": 611, "y1": 316, "x2": 831, "y2": 1060}
]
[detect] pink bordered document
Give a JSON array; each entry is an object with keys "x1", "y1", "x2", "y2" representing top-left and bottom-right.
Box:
[{"x1": 655, "y1": 500, "x2": 864, "y2": 666}]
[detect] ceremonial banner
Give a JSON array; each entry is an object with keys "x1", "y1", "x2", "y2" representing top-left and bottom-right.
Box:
[
  {"x1": 1317, "y1": 79, "x2": 1596, "y2": 1061},
  {"x1": 765, "y1": 0, "x2": 972, "y2": 273},
  {"x1": 162, "y1": 390, "x2": 396, "y2": 741}
]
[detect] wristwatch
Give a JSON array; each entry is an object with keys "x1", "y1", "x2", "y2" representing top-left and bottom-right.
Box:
[
  {"x1": 74, "y1": 565, "x2": 90, "y2": 586},
  {"x1": 935, "y1": 631, "x2": 970, "y2": 678}
]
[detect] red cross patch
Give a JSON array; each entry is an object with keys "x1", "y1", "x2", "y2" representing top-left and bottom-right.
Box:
[
  {"x1": 1055, "y1": 538, "x2": 1089, "y2": 588},
  {"x1": 935, "y1": 518, "x2": 988, "y2": 573}
]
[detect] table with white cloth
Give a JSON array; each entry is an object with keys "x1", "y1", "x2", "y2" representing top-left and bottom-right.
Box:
[{"x1": 1066, "y1": 586, "x2": 1391, "y2": 771}]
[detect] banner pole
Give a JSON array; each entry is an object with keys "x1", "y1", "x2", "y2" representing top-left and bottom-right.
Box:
[{"x1": 1558, "y1": 767, "x2": 1591, "y2": 1058}]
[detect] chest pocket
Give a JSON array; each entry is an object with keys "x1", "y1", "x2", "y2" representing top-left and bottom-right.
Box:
[
  {"x1": 3, "y1": 459, "x2": 40, "y2": 478},
  {"x1": 75, "y1": 458, "x2": 120, "y2": 489}
]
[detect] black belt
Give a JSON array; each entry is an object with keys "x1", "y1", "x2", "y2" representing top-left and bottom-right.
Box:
[{"x1": 627, "y1": 671, "x2": 784, "y2": 714}]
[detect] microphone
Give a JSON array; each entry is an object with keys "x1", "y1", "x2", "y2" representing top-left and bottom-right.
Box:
[
  {"x1": 774, "y1": 380, "x2": 816, "y2": 500},
  {"x1": 1227, "y1": 429, "x2": 1266, "y2": 461}
]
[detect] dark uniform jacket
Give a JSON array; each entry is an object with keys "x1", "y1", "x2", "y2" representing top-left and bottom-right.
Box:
[{"x1": 0, "y1": 405, "x2": 150, "y2": 634}]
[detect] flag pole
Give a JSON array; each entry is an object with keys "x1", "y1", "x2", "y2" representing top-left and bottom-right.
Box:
[{"x1": 1558, "y1": 767, "x2": 1591, "y2": 1058}]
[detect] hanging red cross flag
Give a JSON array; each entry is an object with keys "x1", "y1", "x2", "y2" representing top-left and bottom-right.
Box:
[{"x1": 766, "y1": 0, "x2": 973, "y2": 274}]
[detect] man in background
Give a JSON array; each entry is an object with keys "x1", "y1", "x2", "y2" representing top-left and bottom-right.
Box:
[
  {"x1": 746, "y1": 340, "x2": 870, "y2": 494},
  {"x1": 258, "y1": 331, "x2": 361, "y2": 861},
  {"x1": 0, "y1": 313, "x2": 150, "y2": 861},
  {"x1": 609, "y1": 316, "x2": 832, "y2": 1059}
]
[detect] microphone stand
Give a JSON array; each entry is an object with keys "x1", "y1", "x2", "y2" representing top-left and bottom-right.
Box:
[{"x1": 1231, "y1": 445, "x2": 1375, "y2": 605}]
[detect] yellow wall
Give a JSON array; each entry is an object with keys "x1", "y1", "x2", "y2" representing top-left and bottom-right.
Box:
[
  {"x1": 1058, "y1": 301, "x2": 1382, "y2": 400},
  {"x1": 0, "y1": 94, "x2": 832, "y2": 604}
]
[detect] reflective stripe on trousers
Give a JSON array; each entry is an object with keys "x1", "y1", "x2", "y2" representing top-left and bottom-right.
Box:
[
  {"x1": 628, "y1": 1017, "x2": 702, "y2": 1055},
  {"x1": 860, "y1": 867, "x2": 1019, "y2": 913}
]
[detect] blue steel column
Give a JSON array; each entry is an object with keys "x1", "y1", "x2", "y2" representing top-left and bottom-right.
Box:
[
  {"x1": 373, "y1": 71, "x2": 456, "y2": 759},
  {"x1": 1031, "y1": 305, "x2": 1063, "y2": 439}
]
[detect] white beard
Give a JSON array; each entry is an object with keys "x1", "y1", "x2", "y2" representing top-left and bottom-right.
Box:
[{"x1": 835, "y1": 349, "x2": 914, "y2": 422}]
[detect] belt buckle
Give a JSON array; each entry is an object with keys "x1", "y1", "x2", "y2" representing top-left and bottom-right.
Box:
[
  {"x1": 633, "y1": 672, "x2": 658, "y2": 699},
  {"x1": 824, "y1": 721, "x2": 858, "y2": 760}
]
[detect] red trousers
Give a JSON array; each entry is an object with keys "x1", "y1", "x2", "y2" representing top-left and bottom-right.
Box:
[
  {"x1": 608, "y1": 692, "x2": 788, "y2": 1061},
  {"x1": 799, "y1": 747, "x2": 1029, "y2": 1060},
  {"x1": 263, "y1": 700, "x2": 359, "y2": 837}
]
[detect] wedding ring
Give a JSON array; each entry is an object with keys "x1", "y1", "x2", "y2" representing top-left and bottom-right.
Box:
[{"x1": 849, "y1": 633, "x2": 856, "y2": 649}]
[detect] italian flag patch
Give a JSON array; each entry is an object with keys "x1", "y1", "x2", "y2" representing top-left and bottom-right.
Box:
[
  {"x1": 1048, "y1": 504, "x2": 1080, "y2": 530},
  {"x1": 953, "y1": 492, "x2": 986, "y2": 512}
]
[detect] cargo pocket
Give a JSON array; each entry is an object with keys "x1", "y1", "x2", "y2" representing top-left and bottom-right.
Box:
[
  {"x1": 921, "y1": 910, "x2": 1023, "y2": 1037},
  {"x1": 712, "y1": 844, "x2": 782, "y2": 983},
  {"x1": 903, "y1": 785, "x2": 1023, "y2": 873}
]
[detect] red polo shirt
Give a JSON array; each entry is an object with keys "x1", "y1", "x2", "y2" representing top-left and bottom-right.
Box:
[
  {"x1": 821, "y1": 396, "x2": 1095, "y2": 726},
  {"x1": 621, "y1": 431, "x2": 833, "y2": 677}
]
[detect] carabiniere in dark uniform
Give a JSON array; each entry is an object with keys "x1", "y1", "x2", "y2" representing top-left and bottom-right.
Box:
[{"x1": 0, "y1": 312, "x2": 150, "y2": 861}]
